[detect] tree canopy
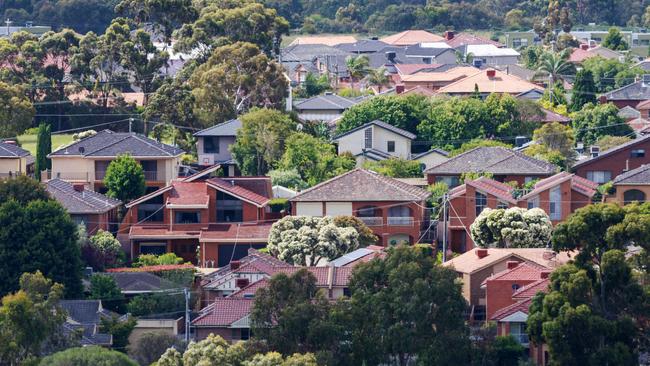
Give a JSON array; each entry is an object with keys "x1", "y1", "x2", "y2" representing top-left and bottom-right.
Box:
[
  {"x1": 572, "y1": 103, "x2": 632, "y2": 146},
  {"x1": 470, "y1": 207, "x2": 554, "y2": 248},
  {"x1": 104, "y1": 154, "x2": 146, "y2": 204},
  {"x1": 40, "y1": 346, "x2": 138, "y2": 366}
]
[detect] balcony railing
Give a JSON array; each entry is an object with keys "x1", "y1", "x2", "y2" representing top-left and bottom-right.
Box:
[
  {"x1": 95, "y1": 170, "x2": 158, "y2": 181},
  {"x1": 387, "y1": 216, "x2": 414, "y2": 226},
  {"x1": 52, "y1": 171, "x2": 90, "y2": 181},
  {"x1": 358, "y1": 216, "x2": 383, "y2": 226}
]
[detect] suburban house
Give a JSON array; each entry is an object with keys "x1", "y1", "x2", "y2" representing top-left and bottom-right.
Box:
[
  {"x1": 380, "y1": 30, "x2": 445, "y2": 46},
  {"x1": 608, "y1": 164, "x2": 650, "y2": 204},
  {"x1": 462, "y1": 44, "x2": 520, "y2": 66},
  {"x1": 102, "y1": 271, "x2": 178, "y2": 296},
  {"x1": 336, "y1": 39, "x2": 390, "y2": 54},
  {"x1": 289, "y1": 169, "x2": 431, "y2": 246},
  {"x1": 293, "y1": 93, "x2": 360, "y2": 123},
  {"x1": 425, "y1": 147, "x2": 558, "y2": 187},
  {"x1": 636, "y1": 99, "x2": 650, "y2": 118},
  {"x1": 572, "y1": 134, "x2": 650, "y2": 183},
  {"x1": 0, "y1": 141, "x2": 34, "y2": 177},
  {"x1": 618, "y1": 105, "x2": 641, "y2": 120},
  {"x1": 289, "y1": 35, "x2": 357, "y2": 47},
  {"x1": 121, "y1": 175, "x2": 276, "y2": 267},
  {"x1": 600, "y1": 76, "x2": 650, "y2": 109},
  {"x1": 443, "y1": 31, "x2": 504, "y2": 48},
  {"x1": 193, "y1": 119, "x2": 240, "y2": 176},
  {"x1": 333, "y1": 120, "x2": 416, "y2": 166},
  {"x1": 280, "y1": 44, "x2": 345, "y2": 84},
  {"x1": 436, "y1": 69, "x2": 544, "y2": 97},
  {"x1": 410, "y1": 148, "x2": 449, "y2": 171},
  {"x1": 403, "y1": 42, "x2": 457, "y2": 64},
  {"x1": 395, "y1": 66, "x2": 479, "y2": 91},
  {"x1": 47, "y1": 130, "x2": 184, "y2": 193},
  {"x1": 443, "y1": 247, "x2": 571, "y2": 321},
  {"x1": 46, "y1": 178, "x2": 121, "y2": 234},
  {"x1": 568, "y1": 44, "x2": 622, "y2": 64},
  {"x1": 60, "y1": 300, "x2": 117, "y2": 346}
]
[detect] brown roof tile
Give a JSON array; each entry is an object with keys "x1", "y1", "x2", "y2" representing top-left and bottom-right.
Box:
[{"x1": 191, "y1": 298, "x2": 253, "y2": 326}]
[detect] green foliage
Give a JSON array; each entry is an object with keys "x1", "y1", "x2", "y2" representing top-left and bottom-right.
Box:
[
  {"x1": 460, "y1": 171, "x2": 494, "y2": 183},
  {"x1": 133, "y1": 253, "x2": 185, "y2": 267},
  {"x1": 104, "y1": 154, "x2": 146, "y2": 204},
  {"x1": 595, "y1": 135, "x2": 632, "y2": 151},
  {"x1": 470, "y1": 207, "x2": 553, "y2": 248},
  {"x1": 128, "y1": 331, "x2": 185, "y2": 366},
  {"x1": 82, "y1": 229, "x2": 124, "y2": 271},
  {"x1": 570, "y1": 69, "x2": 597, "y2": 112},
  {"x1": 126, "y1": 292, "x2": 186, "y2": 317},
  {"x1": 582, "y1": 56, "x2": 645, "y2": 92},
  {"x1": 524, "y1": 122, "x2": 576, "y2": 170},
  {"x1": 345, "y1": 55, "x2": 369, "y2": 88},
  {"x1": 101, "y1": 315, "x2": 137, "y2": 352},
  {"x1": 279, "y1": 132, "x2": 354, "y2": 186},
  {"x1": 450, "y1": 138, "x2": 512, "y2": 157},
  {"x1": 534, "y1": 51, "x2": 575, "y2": 84},
  {"x1": 268, "y1": 198, "x2": 290, "y2": 213},
  {"x1": 295, "y1": 73, "x2": 330, "y2": 98},
  {"x1": 115, "y1": 0, "x2": 197, "y2": 44},
  {"x1": 231, "y1": 108, "x2": 297, "y2": 176},
  {"x1": 520, "y1": 46, "x2": 544, "y2": 68},
  {"x1": 268, "y1": 169, "x2": 308, "y2": 190},
  {"x1": 428, "y1": 181, "x2": 449, "y2": 219},
  {"x1": 35, "y1": 123, "x2": 52, "y2": 180},
  {"x1": 0, "y1": 197, "x2": 82, "y2": 297},
  {"x1": 0, "y1": 175, "x2": 50, "y2": 204},
  {"x1": 489, "y1": 336, "x2": 526, "y2": 366},
  {"x1": 572, "y1": 103, "x2": 632, "y2": 145},
  {"x1": 364, "y1": 158, "x2": 422, "y2": 178},
  {"x1": 331, "y1": 215, "x2": 378, "y2": 247},
  {"x1": 144, "y1": 80, "x2": 200, "y2": 129},
  {"x1": 0, "y1": 82, "x2": 35, "y2": 138},
  {"x1": 364, "y1": 67, "x2": 390, "y2": 93},
  {"x1": 602, "y1": 27, "x2": 629, "y2": 50},
  {"x1": 0, "y1": 272, "x2": 71, "y2": 365},
  {"x1": 39, "y1": 346, "x2": 138, "y2": 366},
  {"x1": 89, "y1": 274, "x2": 125, "y2": 313}
]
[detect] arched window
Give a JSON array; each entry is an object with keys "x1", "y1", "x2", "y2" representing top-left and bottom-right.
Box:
[{"x1": 623, "y1": 189, "x2": 646, "y2": 204}]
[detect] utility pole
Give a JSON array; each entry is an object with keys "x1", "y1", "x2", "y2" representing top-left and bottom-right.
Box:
[
  {"x1": 128, "y1": 118, "x2": 133, "y2": 133},
  {"x1": 442, "y1": 193, "x2": 448, "y2": 263},
  {"x1": 5, "y1": 19, "x2": 12, "y2": 37},
  {"x1": 184, "y1": 288, "x2": 191, "y2": 343}
]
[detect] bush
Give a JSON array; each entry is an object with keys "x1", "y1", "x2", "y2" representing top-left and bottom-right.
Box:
[
  {"x1": 133, "y1": 253, "x2": 185, "y2": 267},
  {"x1": 82, "y1": 229, "x2": 124, "y2": 271},
  {"x1": 39, "y1": 346, "x2": 137, "y2": 366},
  {"x1": 89, "y1": 274, "x2": 125, "y2": 313},
  {"x1": 269, "y1": 169, "x2": 308, "y2": 190},
  {"x1": 268, "y1": 198, "x2": 290, "y2": 213},
  {"x1": 126, "y1": 292, "x2": 186, "y2": 317},
  {"x1": 128, "y1": 331, "x2": 185, "y2": 366}
]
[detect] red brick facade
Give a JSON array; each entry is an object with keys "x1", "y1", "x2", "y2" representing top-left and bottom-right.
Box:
[{"x1": 573, "y1": 136, "x2": 650, "y2": 182}]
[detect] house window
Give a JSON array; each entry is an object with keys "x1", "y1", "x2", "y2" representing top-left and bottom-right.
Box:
[
  {"x1": 524, "y1": 176, "x2": 536, "y2": 184},
  {"x1": 204, "y1": 137, "x2": 220, "y2": 154},
  {"x1": 586, "y1": 171, "x2": 612, "y2": 184},
  {"x1": 527, "y1": 195, "x2": 539, "y2": 209},
  {"x1": 631, "y1": 149, "x2": 645, "y2": 158},
  {"x1": 217, "y1": 191, "x2": 243, "y2": 222},
  {"x1": 512, "y1": 284, "x2": 520, "y2": 292},
  {"x1": 497, "y1": 201, "x2": 508, "y2": 209},
  {"x1": 232, "y1": 328, "x2": 250, "y2": 341},
  {"x1": 364, "y1": 128, "x2": 372, "y2": 148},
  {"x1": 510, "y1": 322, "x2": 529, "y2": 345},
  {"x1": 549, "y1": 186, "x2": 562, "y2": 220},
  {"x1": 387, "y1": 141, "x2": 395, "y2": 153},
  {"x1": 475, "y1": 191, "x2": 487, "y2": 216},
  {"x1": 623, "y1": 189, "x2": 646, "y2": 204},
  {"x1": 175, "y1": 211, "x2": 200, "y2": 224},
  {"x1": 343, "y1": 288, "x2": 351, "y2": 297},
  {"x1": 422, "y1": 57, "x2": 432, "y2": 64},
  {"x1": 139, "y1": 242, "x2": 167, "y2": 255},
  {"x1": 437, "y1": 176, "x2": 460, "y2": 188},
  {"x1": 138, "y1": 204, "x2": 164, "y2": 222}
]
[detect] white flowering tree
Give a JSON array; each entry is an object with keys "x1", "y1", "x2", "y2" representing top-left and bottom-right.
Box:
[
  {"x1": 267, "y1": 216, "x2": 361, "y2": 266},
  {"x1": 469, "y1": 207, "x2": 553, "y2": 248}
]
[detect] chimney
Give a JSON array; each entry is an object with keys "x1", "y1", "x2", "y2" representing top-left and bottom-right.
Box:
[
  {"x1": 444, "y1": 30, "x2": 455, "y2": 40},
  {"x1": 396, "y1": 84, "x2": 405, "y2": 94},
  {"x1": 625, "y1": 159, "x2": 630, "y2": 172},
  {"x1": 599, "y1": 95, "x2": 607, "y2": 104},
  {"x1": 73, "y1": 184, "x2": 85, "y2": 192},
  {"x1": 506, "y1": 261, "x2": 519, "y2": 270},
  {"x1": 386, "y1": 51, "x2": 396, "y2": 63},
  {"x1": 589, "y1": 145, "x2": 600, "y2": 158},
  {"x1": 486, "y1": 69, "x2": 496, "y2": 78},
  {"x1": 476, "y1": 248, "x2": 488, "y2": 259},
  {"x1": 580, "y1": 43, "x2": 589, "y2": 50},
  {"x1": 230, "y1": 260, "x2": 241, "y2": 270},
  {"x1": 540, "y1": 270, "x2": 551, "y2": 279},
  {"x1": 371, "y1": 36, "x2": 378, "y2": 40}
]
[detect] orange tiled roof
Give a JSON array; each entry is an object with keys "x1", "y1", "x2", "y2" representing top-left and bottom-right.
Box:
[
  {"x1": 166, "y1": 181, "x2": 209, "y2": 207},
  {"x1": 207, "y1": 177, "x2": 270, "y2": 207},
  {"x1": 512, "y1": 278, "x2": 550, "y2": 300},
  {"x1": 437, "y1": 69, "x2": 544, "y2": 95},
  {"x1": 199, "y1": 223, "x2": 273, "y2": 243},
  {"x1": 380, "y1": 30, "x2": 445, "y2": 45}
]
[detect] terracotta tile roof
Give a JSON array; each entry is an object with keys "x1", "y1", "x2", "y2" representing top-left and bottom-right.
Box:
[
  {"x1": 538, "y1": 108, "x2": 572, "y2": 123},
  {"x1": 443, "y1": 248, "x2": 573, "y2": 274},
  {"x1": 568, "y1": 47, "x2": 597, "y2": 63},
  {"x1": 512, "y1": 278, "x2": 550, "y2": 300},
  {"x1": 191, "y1": 298, "x2": 253, "y2": 327},
  {"x1": 290, "y1": 168, "x2": 431, "y2": 202},
  {"x1": 613, "y1": 164, "x2": 650, "y2": 184},
  {"x1": 573, "y1": 135, "x2": 650, "y2": 168},
  {"x1": 207, "y1": 178, "x2": 270, "y2": 207},
  {"x1": 199, "y1": 223, "x2": 273, "y2": 243},
  {"x1": 129, "y1": 226, "x2": 202, "y2": 239},
  {"x1": 289, "y1": 36, "x2": 357, "y2": 47},
  {"x1": 444, "y1": 33, "x2": 504, "y2": 48},
  {"x1": 486, "y1": 262, "x2": 547, "y2": 283},
  {"x1": 636, "y1": 99, "x2": 650, "y2": 109},
  {"x1": 394, "y1": 63, "x2": 445, "y2": 75},
  {"x1": 399, "y1": 66, "x2": 478, "y2": 83},
  {"x1": 380, "y1": 30, "x2": 445, "y2": 45},
  {"x1": 521, "y1": 172, "x2": 598, "y2": 199},
  {"x1": 200, "y1": 249, "x2": 288, "y2": 287},
  {"x1": 425, "y1": 147, "x2": 557, "y2": 176},
  {"x1": 166, "y1": 181, "x2": 209, "y2": 207},
  {"x1": 400, "y1": 86, "x2": 437, "y2": 96},
  {"x1": 490, "y1": 297, "x2": 534, "y2": 321},
  {"x1": 467, "y1": 177, "x2": 516, "y2": 204},
  {"x1": 272, "y1": 266, "x2": 354, "y2": 287},
  {"x1": 628, "y1": 117, "x2": 650, "y2": 133},
  {"x1": 436, "y1": 69, "x2": 544, "y2": 95},
  {"x1": 229, "y1": 278, "x2": 269, "y2": 298}
]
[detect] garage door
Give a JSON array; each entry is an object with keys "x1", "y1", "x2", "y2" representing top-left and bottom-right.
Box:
[
  {"x1": 296, "y1": 202, "x2": 323, "y2": 216},
  {"x1": 325, "y1": 202, "x2": 352, "y2": 216}
]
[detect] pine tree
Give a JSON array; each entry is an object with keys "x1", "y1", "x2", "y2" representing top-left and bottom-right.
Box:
[
  {"x1": 570, "y1": 69, "x2": 597, "y2": 112},
  {"x1": 35, "y1": 123, "x2": 52, "y2": 180}
]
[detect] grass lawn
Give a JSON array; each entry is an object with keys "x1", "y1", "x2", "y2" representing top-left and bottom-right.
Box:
[{"x1": 16, "y1": 133, "x2": 75, "y2": 155}]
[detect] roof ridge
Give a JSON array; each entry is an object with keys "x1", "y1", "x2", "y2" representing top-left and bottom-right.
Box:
[
  {"x1": 48, "y1": 180, "x2": 115, "y2": 210},
  {"x1": 574, "y1": 135, "x2": 650, "y2": 168},
  {"x1": 82, "y1": 133, "x2": 133, "y2": 156},
  {"x1": 291, "y1": 168, "x2": 361, "y2": 200},
  {"x1": 130, "y1": 134, "x2": 179, "y2": 156}
]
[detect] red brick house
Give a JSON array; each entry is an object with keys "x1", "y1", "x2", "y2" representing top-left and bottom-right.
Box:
[
  {"x1": 425, "y1": 147, "x2": 558, "y2": 187},
  {"x1": 122, "y1": 176, "x2": 276, "y2": 267},
  {"x1": 572, "y1": 135, "x2": 650, "y2": 183},
  {"x1": 600, "y1": 77, "x2": 650, "y2": 109},
  {"x1": 608, "y1": 164, "x2": 650, "y2": 204},
  {"x1": 289, "y1": 169, "x2": 431, "y2": 246},
  {"x1": 483, "y1": 261, "x2": 549, "y2": 319}
]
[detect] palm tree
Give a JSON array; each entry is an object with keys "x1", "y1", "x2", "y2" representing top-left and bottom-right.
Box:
[
  {"x1": 345, "y1": 55, "x2": 369, "y2": 89},
  {"x1": 455, "y1": 50, "x2": 474, "y2": 65},
  {"x1": 534, "y1": 51, "x2": 575, "y2": 84},
  {"x1": 365, "y1": 67, "x2": 390, "y2": 93}
]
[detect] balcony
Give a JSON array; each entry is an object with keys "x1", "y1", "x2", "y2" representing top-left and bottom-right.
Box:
[
  {"x1": 387, "y1": 216, "x2": 414, "y2": 226},
  {"x1": 52, "y1": 171, "x2": 90, "y2": 181},
  {"x1": 358, "y1": 216, "x2": 383, "y2": 226},
  {"x1": 95, "y1": 170, "x2": 158, "y2": 181}
]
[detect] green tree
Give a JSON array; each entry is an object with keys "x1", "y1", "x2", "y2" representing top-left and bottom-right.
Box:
[
  {"x1": 524, "y1": 122, "x2": 576, "y2": 170},
  {"x1": 101, "y1": 315, "x2": 137, "y2": 352},
  {"x1": 89, "y1": 274, "x2": 125, "y2": 313},
  {"x1": 115, "y1": 0, "x2": 198, "y2": 44},
  {"x1": 572, "y1": 103, "x2": 632, "y2": 145},
  {"x1": 35, "y1": 123, "x2": 52, "y2": 180},
  {"x1": 230, "y1": 108, "x2": 297, "y2": 175},
  {"x1": 83, "y1": 229, "x2": 124, "y2": 270},
  {"x1": 337, "y1": 94, "x2": 429, "y2": 136},
  {"x1": 364, "y1": 67, "x2": 390, "y2": 93},
  {"x1": 488, "y1": 336, "x2": 526, "y2": 366},
  {"x1": 582, "y1": 56, "x2": 645, "y2": 92},
  {"x1": 570, "y1": 69, "x2": 597, "y2": 112},
  {"x1": 331, "y1": 215, "x2": 378, "y2": 247},
  {"x1": 0, "y1": 271, "x2": 71, "y2": 364},
  {"x1": 189, "y1": 42, "x2": 288, "y2": 125},
  {"x1": 40, "y1": 346, "x2": 138, "y2": 366},
  {"x1": 602, "y1": 27, "x2": 629, "y2": 50},
  {"x1": 0, "y1": 198, "x2": 82, "y2": 297},
  {"x1": 449, "y1": 139, "x2": 512, "y2": 157},
  {"x1": 268, "y1": 169, "x2": 308, "y2": 190},
  {"x1": 595, "y1": 135, "x2": 632, "y2": 151},
  {"x1": 144, "y1": 80, "x2": 200, "y2": 129},
  {"x1": 104, "y1": 154, "x2": 146, "y2": 204},
  {"x1": 470, "y1": 207, "x2": 554, "y2": 248},
  {"x1": 128, "y1": 331, "x2": 184, "y2": 366},
  {"x1": 345, "y1": 55, "x2": 369, "y2": 89},
  {"x1": 0, "y1": 174, "x2": 50, "y2": 204},
  {"x1": 534, "y1": 51, "x2": 575, "y2": 84},
  {"x1": 296, "y1": 73, "x2": 330, "y2": 98},
  {"x1": 364, "y1": 158, "x2": 423, "y2": 178},
  {"x1": 0, "y1": 81, "x2": 34, "y2": 138},
  {"x1": 347, "y1": 245, "x2": 470, "y2": 365},
  {"x1": 120, "y1": 27, "x2": 169, "y2": 104}
]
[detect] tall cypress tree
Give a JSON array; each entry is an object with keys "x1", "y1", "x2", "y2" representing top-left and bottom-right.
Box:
[
  {"x1": 570, "y1": 69, "x2": 597, "y2": 112},
  {"x1": 35, "y1": 123, "x2": 51, "y2": 180}
]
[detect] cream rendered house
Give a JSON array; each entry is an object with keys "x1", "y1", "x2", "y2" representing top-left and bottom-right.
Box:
[
  {"x1": 48, "y1": 130, "x2": 184, "y2": 193},
  {"x1": 333, "y1": 120, "x2": 416, "y2": 167},
  {"x1": 0, "y1": 141, "x2": 33, "y2": 177}
]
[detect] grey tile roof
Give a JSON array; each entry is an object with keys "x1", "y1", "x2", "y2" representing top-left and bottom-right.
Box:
[
  {"x1": 46, "y1": 179, "x2": 121, "y2": 214},
  {"x1": 618, "y1": 106, "x2": 641, "y2": 119},
  {"x1": 613, "y1": 164, "x2": 650, "y2": 184},
  {"x1": 411, "y1": 148, "x2": 449, "y2": 159},
  {"x1": 333, "y1": 120, "x2": 417, "y2": 140},
  {"x1": 336, "y1": 40, "x2": 390, "y2": 53},
  {"x1": 0, "y1": 141, "x2": 30, "y2": 157},
  {"x1": 281, "y1": 44, "x2": 349, "y2": 62},
  {"x1": 355, "y1": 148, "x2": 394, "y2": 161},
  {"x1": 635, "y1": 60, "x2": 650, "y2": 72},
  {"x1": 425, "y1": 147, "x2": 558, "y2": 175},
  {"x1": 603, "y1": 80, "x2": 650, "y2": 101},
  {"x1": 290, "y1": 168, "x2": 431, "y2": 202},
  {"x1": 60, "y1": 300, "x2": 107, "y2": 324},
  {"x1": 573, "y1": 135, "x2": 650, "y2": 168},
  {"x1": 49, "y1": 130, "x2": 184, "y2": 157},
  {"x1": 404, "y1": 44, "x2": 454, "y2": 57},
  {"x1": 103, "y1": 272, "x2": 178, "y2": 293},
  {"x1": 194, "y1": 119, "x2": 242, "y2": 137},
  {"x1": 294, "y1": 94, "x2": 359, "y2": 111}
]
